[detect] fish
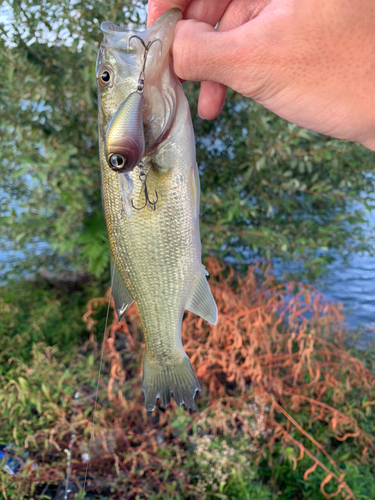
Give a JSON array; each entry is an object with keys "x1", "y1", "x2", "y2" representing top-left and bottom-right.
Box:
[{"x1": 96, "y1": 9, "x2": 217, "y2": 412}]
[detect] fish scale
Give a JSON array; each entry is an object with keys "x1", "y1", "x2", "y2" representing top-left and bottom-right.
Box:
[
  {"x1": 103, "y1": 162, "x2": 196, "y2": 363},
  {"x1": 97, "y1": 9, "x2": 217, "y2": 411}
]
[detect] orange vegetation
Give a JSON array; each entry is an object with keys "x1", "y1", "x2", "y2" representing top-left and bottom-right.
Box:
[{"x1": 80, "y1": 257, "x2": 375, "y2": 499}]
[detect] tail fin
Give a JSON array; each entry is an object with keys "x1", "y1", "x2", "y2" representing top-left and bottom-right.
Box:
[{"x1": 142, "y1": 353, "x2": 200, "y2": 412}]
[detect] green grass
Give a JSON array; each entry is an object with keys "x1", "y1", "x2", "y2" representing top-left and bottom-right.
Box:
[{"x1": 0, "y1": 277, "x2": 106, "y2": 370}]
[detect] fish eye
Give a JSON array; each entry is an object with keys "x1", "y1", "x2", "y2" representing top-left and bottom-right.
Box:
[{"x1": 98, "y1": 66, "x2": 113, "y2": 87}]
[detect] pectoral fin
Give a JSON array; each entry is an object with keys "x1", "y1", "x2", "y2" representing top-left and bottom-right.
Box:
[
  {"x1": 186, "y1": 267, "x2": 217, "y2": 325},
  {"x1": 110, "y1": 256, "x2": 134, "y2": 320}
]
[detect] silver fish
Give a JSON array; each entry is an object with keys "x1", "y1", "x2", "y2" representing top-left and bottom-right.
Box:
[{"x1": 96, "y1": 9, "x2": 217, "y2": 411}]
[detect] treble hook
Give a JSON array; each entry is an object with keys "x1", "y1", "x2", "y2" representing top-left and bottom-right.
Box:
[
  {"x1": 131, "y1": 162, "x2": 158, "y2": 211},
  {"x1": 127, "y1": 35, "x2": 162, "y2": 93}
]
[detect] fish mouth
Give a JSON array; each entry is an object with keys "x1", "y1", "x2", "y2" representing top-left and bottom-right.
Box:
[
  {"x1": 100, "y1": 22, "x2": 140, "y2": 50},
  {"x1": 101, "y1": 21, "x2": 127, "y2": 34},
  {"x1": 99, "y1": 9, "x2": 181, "y2": 169}
]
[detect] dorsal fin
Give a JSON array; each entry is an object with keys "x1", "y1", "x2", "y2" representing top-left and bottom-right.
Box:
[
  {"x1": 186, "y1": 266, "x2": 217, "y2": 325},
  {"x1": 110, "y1": 255, "x2": 134, "y2": 320}
]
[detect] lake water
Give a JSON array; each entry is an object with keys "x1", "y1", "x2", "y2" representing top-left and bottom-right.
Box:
[
  {"x1": 317, "y1": 208, "x2": 375, "y2": 339},
  {"x1": 2, "y1": 241, "x2": 374, "y2": 334},
  {"x1": 1, "y1": 207, "x2": 374, "y2": 335},
  {"x1": 319, "y1": 251, "x2": 375, "y2": 331}
]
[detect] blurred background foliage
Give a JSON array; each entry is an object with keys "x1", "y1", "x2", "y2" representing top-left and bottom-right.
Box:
[
  {"x1": 1, "y1": 0, "x2": 375, "y2": 282},
  {"x1": 1, "y1": 2, "x2": 375, "y2": 499}
]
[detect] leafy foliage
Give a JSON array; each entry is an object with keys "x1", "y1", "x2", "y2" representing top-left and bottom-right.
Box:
[
  {"x1": 2, "y1": 4, "x2": 375, "y2": 499},
  {"x1": 1, "y1": 259, "x2": 374, "y2": 499},
  {"x1": 0, "y1": 276, "x2": 101, "y2": 369},
  {"x1": 0, "y1": 0, "x2": 146, "y2": 277},
  {"x1": 1, "y1": 1, "x2": 375, "y2": 280},
  {"x1": 188, "y1": 85, "x2": 375, "y2": 276}
]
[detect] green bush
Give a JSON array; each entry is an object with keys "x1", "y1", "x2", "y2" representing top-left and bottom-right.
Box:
[
  {"x1": 0, "y1": 277, "x2": 104, "y2": 367},
  {"x1": 0, "y1": 275, "x2": 374, "y2": 500},
  {"x1": 1, "y1": 1, "x2": 375, "y2": 281}
]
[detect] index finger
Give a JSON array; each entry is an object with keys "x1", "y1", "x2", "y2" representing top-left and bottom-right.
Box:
[{"x1": 147, "y1": 0, "x2": 190, "y2": 27}]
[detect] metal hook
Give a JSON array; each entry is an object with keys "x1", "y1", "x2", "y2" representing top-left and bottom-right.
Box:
[
  {"x1": 127, "y1": 35, "x2": 162, "y2": 93},
  {"x1": 131, "y1": 162, "x2": 158, "y2": 211}
]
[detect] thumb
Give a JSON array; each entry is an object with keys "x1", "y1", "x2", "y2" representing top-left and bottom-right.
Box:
[{"x1": 172, "y1": 20, "x2": 237, "y2": 86}]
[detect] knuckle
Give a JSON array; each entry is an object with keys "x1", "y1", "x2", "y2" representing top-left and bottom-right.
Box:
[{"x1": 173, "y1": 20, "x2": 198, "y2": 80}]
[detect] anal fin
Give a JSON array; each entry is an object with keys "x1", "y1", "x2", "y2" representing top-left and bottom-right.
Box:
[
  {"x1": 186, "y1": 266, "x2": 217, "y2": 325},
  {"x1": 110, "y1": 255, "x2": 134, "y2": 321}
]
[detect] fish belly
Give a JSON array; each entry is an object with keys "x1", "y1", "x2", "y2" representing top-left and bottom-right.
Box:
[{"x1": 101, "y1": 151, "x2": 202, "y2": 410}]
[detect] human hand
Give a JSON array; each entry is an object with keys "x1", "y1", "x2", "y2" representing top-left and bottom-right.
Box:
[{"x1": 147, "y1": 0, "x2": 375, "y2": 150}]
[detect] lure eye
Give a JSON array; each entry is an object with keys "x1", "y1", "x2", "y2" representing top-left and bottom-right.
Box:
[
  {"x1": 98, "y1": 66, "x2": 112, "y2": 87},
  {"x1": 109, "y1": 154, "x2": 125, "y2": 170}
]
